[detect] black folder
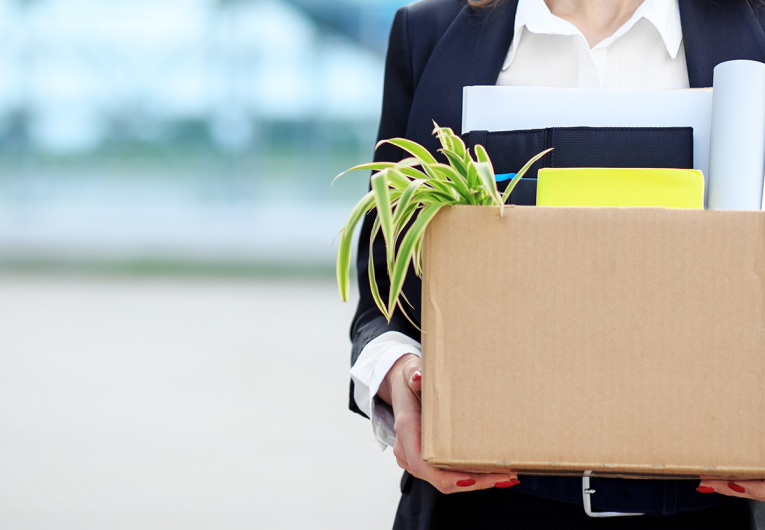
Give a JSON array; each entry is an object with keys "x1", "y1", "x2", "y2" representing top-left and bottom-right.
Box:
[{"x1": 461, "y1": 127, "x2": 694, "y2": 205}]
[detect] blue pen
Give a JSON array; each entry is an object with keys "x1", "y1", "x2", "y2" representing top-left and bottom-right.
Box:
[{"x1": 495, "y1": 173, "x2": 516, "y2": 182}]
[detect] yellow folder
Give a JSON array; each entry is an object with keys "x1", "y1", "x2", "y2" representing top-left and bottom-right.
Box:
[{"x1": 536, "y1": 168, "x2": 705, "y2": 209}]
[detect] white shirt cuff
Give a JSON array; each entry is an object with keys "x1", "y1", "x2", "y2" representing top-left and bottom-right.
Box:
[{"x1": 350, "y1": 331, "x2": 422, "y2": 450}]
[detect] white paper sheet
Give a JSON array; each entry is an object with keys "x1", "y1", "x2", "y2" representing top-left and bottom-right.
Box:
[
  {"x1": 462, "y1": 86, "x2": 713, "y2": 186},
  {"x1": 707, "y1": 60, "x2": 765, "y2": 210}
]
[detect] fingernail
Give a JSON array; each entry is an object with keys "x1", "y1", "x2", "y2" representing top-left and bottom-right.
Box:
[
  {"x1": 728, "y1": 483, "x2": 746, "y2": 493},
  {"x1": 412, "y1": 371, "x2": 422, "y2": 382},
  {"x1": 494, "y1": 479, "x2": 521, "y2": 489},
  {"x1": 696, "y1": 486, "x2": 715, "y2": 494},
  {"x1": 456, "y1": 479, "x2": 476, "y2": 487}
]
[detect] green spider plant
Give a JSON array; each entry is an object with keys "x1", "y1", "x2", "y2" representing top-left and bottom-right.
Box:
[{"x1": 335, "y1": 122, "x2": 551, "y2": 324}]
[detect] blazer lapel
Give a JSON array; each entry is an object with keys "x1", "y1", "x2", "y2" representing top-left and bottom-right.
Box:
[
  {"x1": 406, "y1": 0, "x2": 519, "y2": 155},
  {"x1": 679, "y1": 0, "x2": 765, "y2": 88}
]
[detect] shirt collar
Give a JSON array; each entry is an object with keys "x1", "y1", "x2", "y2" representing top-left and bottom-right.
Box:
[{"x1": 503, "y1": 0, "x2": 683, "y2": 70}]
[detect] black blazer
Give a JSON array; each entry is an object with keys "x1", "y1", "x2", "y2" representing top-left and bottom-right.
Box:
[
  {"x1": 348, "y1": 0, "x2": 765, "y2": 523},
  {"x1": 350, "y1": 0, "x2": 765, "y2": 413}
]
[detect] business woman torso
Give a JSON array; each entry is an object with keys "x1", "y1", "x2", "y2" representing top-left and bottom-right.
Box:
[{"x1": 350, "y1": 1, "x2": 765, "y2": 528}]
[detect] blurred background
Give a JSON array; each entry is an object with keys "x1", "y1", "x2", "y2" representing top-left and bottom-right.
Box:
[{"x1": 0, "y1": 0, "x2": 408, "y2": 528}]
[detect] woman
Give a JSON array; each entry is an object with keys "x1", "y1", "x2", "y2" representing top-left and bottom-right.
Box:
[{"x1": 348, "y1": 0, "x2": 765, "y2": 527}]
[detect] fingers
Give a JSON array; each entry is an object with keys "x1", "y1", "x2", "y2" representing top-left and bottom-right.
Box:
[
  {"x1": 401, "y1": 449, "x2": 518, "y2": 494},
  {"x1": 416, "y1": 466, "x2": 518, "y2": 495},
  {"x1": 408, "y1": 370, "x2": 422, "y2": 393},
  {"x1": 398, "y1": 358, "x2": 422, "y2": 394},
  {"x1": 393, "y1": 407, "x2": 519, "y2": 495},
  {"x1": 389, "y1": 355, "x2": 520, "y2": 495},
  {"x1": 697, "y1": 479, "x2": 765, "y2": 501},
  {"x1": 395, "y1": 441, "x2": 517, "y2": 493},
  {"x1": 378, "y1": 354, "x2": 420, "y2": 407}
]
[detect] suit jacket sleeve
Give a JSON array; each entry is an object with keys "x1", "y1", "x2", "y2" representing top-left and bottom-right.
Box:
[{"x1": 348, "y1": 6, "x2": 422, "y2": 417}]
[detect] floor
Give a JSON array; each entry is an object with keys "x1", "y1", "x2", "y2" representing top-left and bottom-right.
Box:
[{"x1": 0, "y1": 275, "x2": 402, "y2": 529}]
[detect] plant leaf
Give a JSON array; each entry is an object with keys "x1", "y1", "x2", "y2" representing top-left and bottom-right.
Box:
[
  {"x1": 441, "y1": 149, "x2": 468, "y2": 178},
  {"x1": 432, "y1": 122, "x2": 464, "y2": 157},
  {"x1": 501, "y1": 147, "x2": 554, "y2": 204},
  {"x1": 336, "y1": 190, "x2": 376, "y2": 301},
  {"x1": 393, "y1": 178, "x2": 426, "y2": 229},
  {"x1": 367, "y1": 216, "x2": 389, "y2": 320},
  {"x1": 333, "y1": 158, "x2": 433, "y2": 189},
  {"x1": 441, "y1": 129, "x2": 467, "y2": 160},
  {"x1": 377, "y1": 138, "x2": 438, "y2": 166},
  {"x1": 473, "y1": 145, "x2": 502, "y2": 211},
  {"x1": 371, "y1": 171, "x2": 396, "y2": 268},
  {"x1": 465, "y1": 155, "x2": 478, "y2": 189},
  {"x1": 475, "y1": 161, "x2": 503, "y2": 215},
  {"x1": 337, "y1": 124, "x2": 542, "y2": 326},
  {"x1": 387, "y1": 203, "x2": 444, "y2": 320},
  {"x1": 425, "y1": 162, "x2": 474, "y2": 204},
  {"x1": 395, "y1": 297, "x2": 422, "y2": 332},
  {"x1": 332, "y1": 162, "x2": 396, "y2": 185},
  {"x1": 420, "y1": 179, "x2": 461, "y2": 202},
  {"x1": 413, "y1": 234, "x2": 424, "y2": 276},
  {"x1": 474, "y1": 143, "x2": 492, "y2": 165},
  {"x1": 450, "y1": 133, "x2": 467, "y2": 159}
]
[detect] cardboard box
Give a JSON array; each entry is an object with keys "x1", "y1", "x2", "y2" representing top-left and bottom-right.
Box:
[{"x1": 420, "y1": 205, "x2": 765, "y2": 480}]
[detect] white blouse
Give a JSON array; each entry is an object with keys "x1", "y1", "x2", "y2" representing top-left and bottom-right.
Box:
[
  {"x1": 351, "y1": 0, "x2": 690, "y2": 450},
  {"x1": 498, "y1": 0, "x2": 688, "y2": 88}
]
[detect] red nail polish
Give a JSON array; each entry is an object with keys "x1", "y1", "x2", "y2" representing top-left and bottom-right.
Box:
[
  {"x1": 412, "y1": 372, "x2": 422, "y2": 382},
  {"x1": 728, "y1": 483, "x2": 746, "y2": 494},
  {"x1": 696, "y1": 486, "x2": 715, "y2": 494},
  {"x1": 495, "y1": 478, "x2": 520, "y2": 488},
  {"x1": 456, "y1": 479, "x2": 476, "y2": 487}
]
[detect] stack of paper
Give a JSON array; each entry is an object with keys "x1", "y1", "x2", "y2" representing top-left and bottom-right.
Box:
[{"x1": 463, "y1": 60, "x2": 765, "y2": 210}]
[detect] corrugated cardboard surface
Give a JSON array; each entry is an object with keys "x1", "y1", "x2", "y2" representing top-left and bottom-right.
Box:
[{"x1": 421, "y1": 205, "x2": 765, "y2": 479}]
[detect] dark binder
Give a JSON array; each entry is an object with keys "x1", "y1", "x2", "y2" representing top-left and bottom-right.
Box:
[{"x1": 461, "y1": 127, "x2": 694, "y2": 205}]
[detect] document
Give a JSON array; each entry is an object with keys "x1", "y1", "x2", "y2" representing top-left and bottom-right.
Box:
[{"x1": 462, "y1": 86, "x2": 713, "y2": 186}]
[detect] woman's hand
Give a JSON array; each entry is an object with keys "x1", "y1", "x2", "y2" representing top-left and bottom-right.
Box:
[
  {"x1": 697, "y1": 479, "x2": 765, "y2": 501},
  {"x1": 377, "y1": 353, "x2": 519, "y2": 494}
]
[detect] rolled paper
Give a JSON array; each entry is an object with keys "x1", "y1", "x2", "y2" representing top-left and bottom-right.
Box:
[{"x1": 707, "y1": 60, "x2": 765, "y2": 210}]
